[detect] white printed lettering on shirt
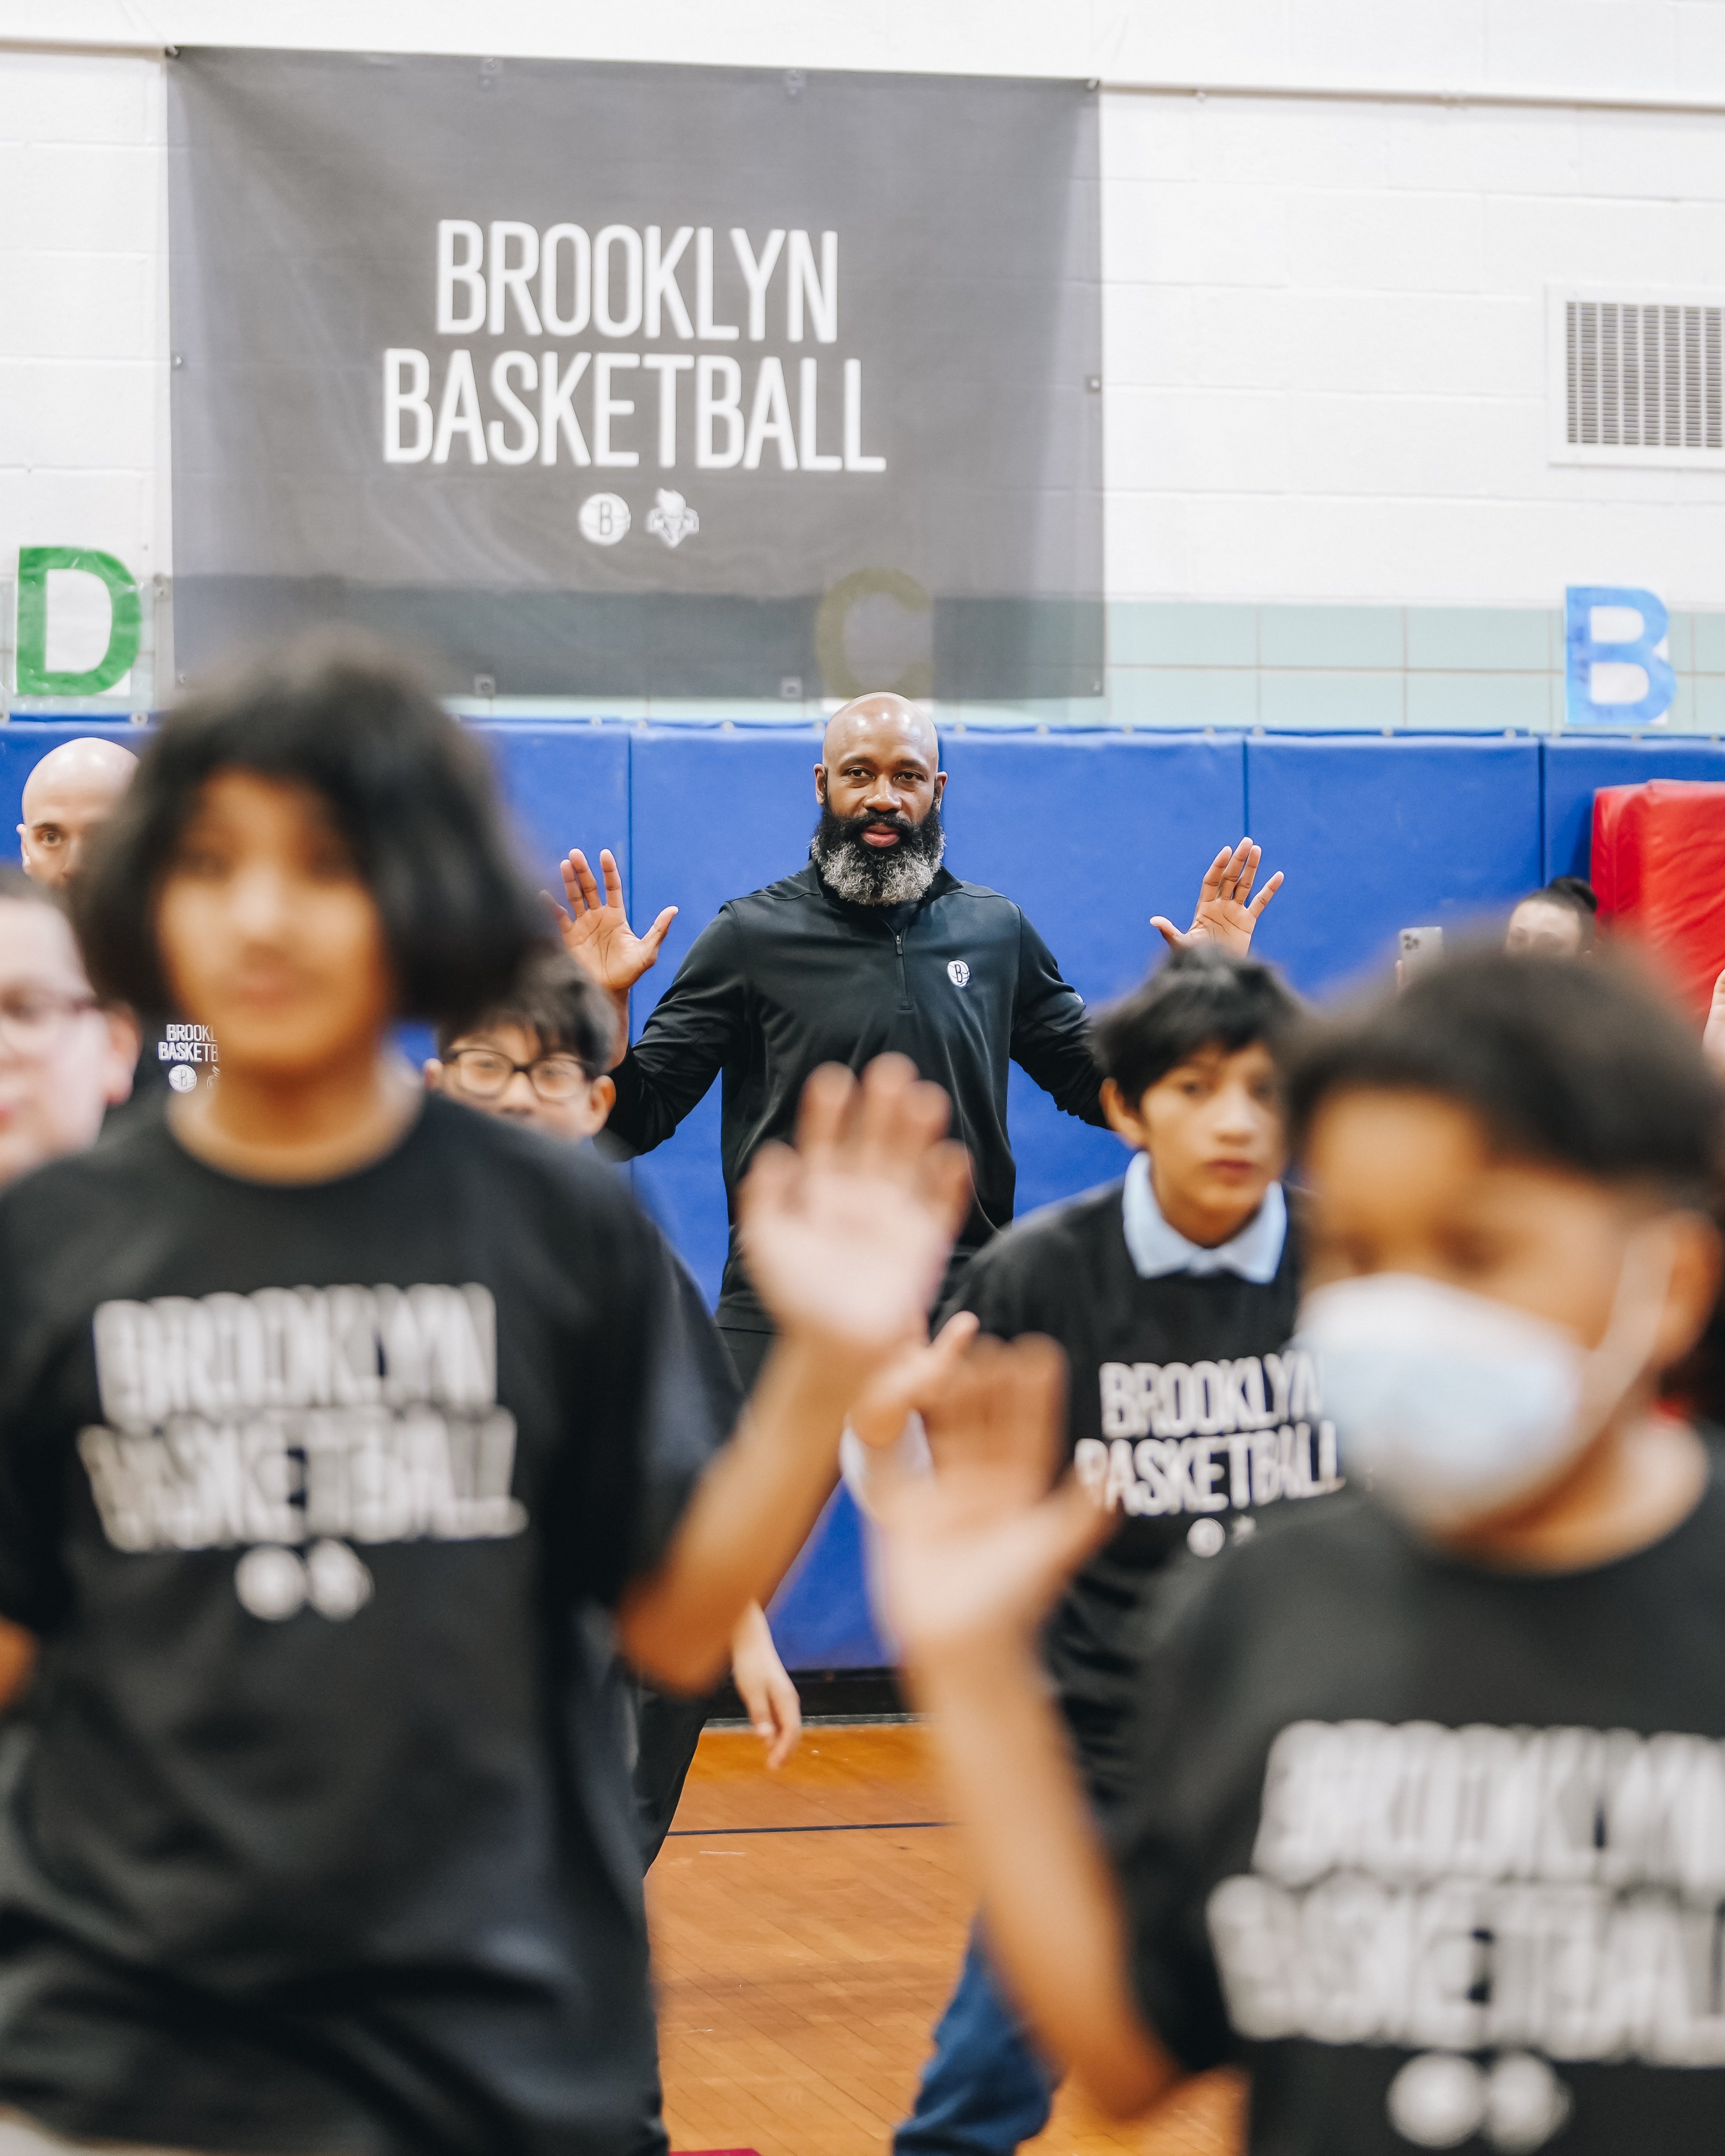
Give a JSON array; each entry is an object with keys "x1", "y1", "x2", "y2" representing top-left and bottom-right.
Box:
[
  {"x1": 1208, "y1": 1719, "x2": 1725, "y2": 2068},
  {"x1": 79, "y1": 1285, "x2": 526, "y2": 1569},
  {"x1": 1086, "y1": 1351, "x2": 1342, "y2": 1519},
  {"x1": 157, "y1": 1022, "x2": 220, "y2": 1065}
]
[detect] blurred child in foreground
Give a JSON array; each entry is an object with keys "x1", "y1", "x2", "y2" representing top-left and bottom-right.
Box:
[
  {"x1": 875, "y1": 948, "x2": 1725, "y2": 2155},
  {"x1": 0, "y1": 637, "x2": 970, "y2": 2156}
]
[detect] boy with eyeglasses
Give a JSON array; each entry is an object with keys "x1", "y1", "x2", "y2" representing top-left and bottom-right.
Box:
[
  {"x1": 0, "y1": 867, "x2": 137, "y2": 1188},
  {"x1": 427, "y1": 944, "x2": 621, "y2": 1143},
  {"x1": 0, "y1": 868, "x2": 139, "y2": 1713},
  {"x1": 427, "y1": 947, "x2": 804, "y2": 1855}
]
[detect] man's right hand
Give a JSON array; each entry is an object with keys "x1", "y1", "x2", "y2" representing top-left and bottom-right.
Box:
[{"x1": 549, "y1": 849, "x2": 678, "y2": 1055}]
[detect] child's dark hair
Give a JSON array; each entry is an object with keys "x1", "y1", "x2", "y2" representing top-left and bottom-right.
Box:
[
  {"x1": 1091, "y1": 948, "x2": 1304, "y2": 1104},
  {"x1": 1523, "y1": 874, "x2": 1599, "y2": 945},
  {"x1": 74, "y1": 635, "x2": 546, "y2": 1032},
  {"x1": 436, "y1": 949, "x2": 617, "y2": 1075},
  {"x1": 1286, "y1": 946, "x2": 1721, "y2": 1201}
]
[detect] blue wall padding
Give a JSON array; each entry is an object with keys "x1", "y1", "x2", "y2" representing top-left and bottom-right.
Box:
[
  {"x1": 484, "y1": 724, "x2": 631, "y2": 894},
  {"x1": 0, "y1": 715, "x2": 1681, "y2": 1668},
  {"x1": 764, "y1": 1483, "x2": 890, "y2": 1672},
  {"x1": 1543, "y1": 738, "x2": 1725, "y2": 882},
  {"x1": 1244, "y1": 736, "x2": 1543, "y2": 997},
  {"x1": 944, "y1": 733, "x2": 1245, "y2": 1215}
]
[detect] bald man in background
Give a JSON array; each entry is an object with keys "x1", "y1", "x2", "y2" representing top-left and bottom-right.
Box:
[
  {"x1": 556, "y1": 692, "x2": 1282, "y2": 1389},
  {"x1": 17, "y1": 736, "x2": 137, "y2": 891},
  {"x1": 17, "y1": 735, "x2": 217, "y2": 1103}
]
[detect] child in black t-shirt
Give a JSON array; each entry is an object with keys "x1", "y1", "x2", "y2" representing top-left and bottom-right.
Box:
[
  {"x1": 424, "y1": 947, "x2": 803, "y2": 1855},
  {"x1": 0, "y1": 638, "x2": 970, "y2": 2156},
  {"x1": 861, "y1": 948, "x2": 1330, "y2": 2156},
  {"x1": 873, "y1": 947, "x2": 1725, "y2": 2156}
]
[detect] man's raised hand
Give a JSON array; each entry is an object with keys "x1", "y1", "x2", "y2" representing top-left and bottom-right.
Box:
[
  {"x1": 549, "y1": 848, "x2": 677, "y2": 1000},
  {"x1": 1151, "y1": 837, "x2": 1284, "y2": 956},
  {"x1": 737, "y1": 1056, "x2": 972, "y2": 1358}
]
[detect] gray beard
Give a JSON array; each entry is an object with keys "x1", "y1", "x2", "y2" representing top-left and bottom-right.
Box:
[{"x1": 811, "y1": 820, "x2": 945, "y2": 906}]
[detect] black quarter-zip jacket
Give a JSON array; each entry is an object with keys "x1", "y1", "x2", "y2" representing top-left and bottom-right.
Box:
[{"x1": 607, "y1": 863, "x2": 1108, "y2": 1330}]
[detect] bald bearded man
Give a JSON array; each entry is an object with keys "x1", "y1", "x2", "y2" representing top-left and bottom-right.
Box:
[
  {"x1": 17, "y1": 736, "x2": 137, "y2": 891},
  {"x1": 556, "y1": 694, "x2": 1282, "y2": 1386},
  {"x1": 559, "y1": 697, "x2": 1280, "y2": 1897}
]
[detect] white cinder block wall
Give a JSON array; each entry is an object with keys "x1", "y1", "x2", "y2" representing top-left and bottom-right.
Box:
[
  {"x1": 0, "y1": 46, "x2": 167, "y2": 677},
  {"x1": 8, "y1": 1, "x2": 1725, "y2": 712},
  {"x1": 1102, "y1": 88, "x2": 1725, "y2": 608}
]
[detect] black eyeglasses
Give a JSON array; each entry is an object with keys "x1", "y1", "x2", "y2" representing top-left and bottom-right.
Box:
[{"x1": 445, "y1": 1046, "x2": 594, "y2": 1103}]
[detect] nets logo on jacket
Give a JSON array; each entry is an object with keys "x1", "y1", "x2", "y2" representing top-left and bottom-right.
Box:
[
  {"x1": 1076, "y1": 1348, "x2": 1341, "y2": 1541},
  {"x1": 79, "y1": 1285, "x2": 524, "y2": 1621}
]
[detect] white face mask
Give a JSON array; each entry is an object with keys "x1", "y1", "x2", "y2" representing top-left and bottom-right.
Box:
[{"x1": 1294, "y1": 1232, "x2": 1673, "y2": 1536}]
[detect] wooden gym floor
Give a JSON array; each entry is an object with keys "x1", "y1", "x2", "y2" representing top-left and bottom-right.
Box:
[{"x1": 647, "y1": 1723, "x2": 1243, "y2": 2156}]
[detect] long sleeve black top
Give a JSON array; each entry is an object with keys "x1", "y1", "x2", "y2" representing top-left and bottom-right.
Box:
[{"x1": 607, "y1": 863, "x2": 1107, "y2": 1330}]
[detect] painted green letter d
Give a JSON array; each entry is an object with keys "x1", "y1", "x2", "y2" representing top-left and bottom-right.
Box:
[{"x1": 16, "y1": 548, "x2": 142, "y2": 697}]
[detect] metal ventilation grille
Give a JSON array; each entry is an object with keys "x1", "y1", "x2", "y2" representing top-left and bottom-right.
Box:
[{"x1": 1566, "y1": 299, "x2": 1722, "y2": 451}]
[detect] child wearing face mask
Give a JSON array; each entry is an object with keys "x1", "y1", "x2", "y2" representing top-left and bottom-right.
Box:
[
  {"x1": 426, "y1": 950, "x2": 803, "y2": 1858},
  {"x1": 869, "y1": 947, "x2": 1725, "y2": 2156}
]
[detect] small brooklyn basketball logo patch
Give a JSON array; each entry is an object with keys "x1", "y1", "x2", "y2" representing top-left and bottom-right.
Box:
[{"x1": 947, "y1": 960, "x2": 970, "y2": 987}]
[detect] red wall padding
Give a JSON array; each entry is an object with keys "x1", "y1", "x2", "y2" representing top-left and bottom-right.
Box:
[{"x1": 1592, "y1": 780, "x2": 1725, "y2": 1017}]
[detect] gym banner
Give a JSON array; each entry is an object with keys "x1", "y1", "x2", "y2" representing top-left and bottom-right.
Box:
[{"x1": 166, "y1": 51, "x2": 1103, "y2": 702}]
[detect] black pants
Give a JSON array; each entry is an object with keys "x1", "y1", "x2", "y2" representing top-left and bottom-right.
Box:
[{"x1": 629, "y1": 1325, "x2": 775, "y2": 1869}]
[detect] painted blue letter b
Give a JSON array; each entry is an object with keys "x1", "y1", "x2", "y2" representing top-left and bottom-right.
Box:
[{"x1": 1564, "y1": 585, "x2": 1676, "y2": 728}]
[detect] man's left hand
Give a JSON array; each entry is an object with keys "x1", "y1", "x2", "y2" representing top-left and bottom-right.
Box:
[{"x1": 1152, "y1": 837, "x2": 1284, "y2": 956}]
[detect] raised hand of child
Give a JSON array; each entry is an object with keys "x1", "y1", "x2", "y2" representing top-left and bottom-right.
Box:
[
  {"x1": 849, "y1": 1309, "x2": 981, "y2": 1455},
  {"x1": 872, "y1": 1334, "x2": 1114, "y2": 1671},
  {"x1": 737, "y1": 1055, "x2": 971, "y2": 1356}
]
